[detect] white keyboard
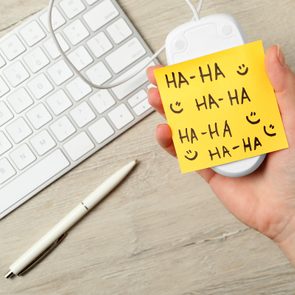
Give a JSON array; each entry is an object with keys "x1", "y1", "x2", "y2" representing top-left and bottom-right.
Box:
[{"x1": 0, "y1": 0, "x2": 156, "y2": 219}]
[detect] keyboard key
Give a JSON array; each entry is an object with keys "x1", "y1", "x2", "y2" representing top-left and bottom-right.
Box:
[
  {"x1": 133, "y1": 99, "x2": 151, "y2": 116},
  {"x1": 64, "y1": 20, "x2": 89, "y2": 45},
  {"x1": 107, "y1": 18, "x2": 132, "y2": 44},
  {"x1": 83, "y1": 0, "x2": 119, "y2": 32},
  {"x1": 0, "y1": 132, "x2": 12, "y2": 156},
  {"x1": 0, "y1": 158, "x2": 16, "y2": 185},
  {"x1": 112, "y1": 58, "x2": 153, "y2": 99},
  {"x1": 26, "y1": 103, "x2": 52, "y2": 129},
  {"x1": 50, "y1": 116, "x2": 76, "y2": 142},
  {"x1": 60, "y1": 0, "x2": 86, "y2": 19},
  {"x1": 88, "y1": 118, "x2": 114, "y2": 144},
  {"x1": 20, "y1": 21, "x2": 46, "y2": 46},
  {"x1": 0, "y1": 77, "x2": 10, "y2": 97},
  {"x1": 106, "y1": 38, "x2": 146, "y2": 73},
  {"x1": 0, "y1": 54, "x2": 6, "y2": 68},
  {"x1": 0, "y1": 35, "x2": 26, "y2": 60},
  {"x1": 70, "y1": 102, "x2": 96, "y2": 128},
  {"x1": 128, "y1": 90, "x2": 147, "y2": 107},
  {"x1": 7, "y1": 88, "x2": 33, "y2": 114},
  {"x1": 31, "y1": 130, "x2": 56, "y2": 156},
  {"x1": 86, "y1": 62, "x2": 112, "y2": 85},
  {"x1": 90, "y1": 90, "x2": 115, "y2": 114},
  {"x1": 64, "y1": 132, "x2": 94, "y2": 161},
  {"x1": 3, "y1": 61, "x2": 30, "y2": 87},
  {"x1": 40, "y1": 7, "x2": 66, "y2": 31},
  {"x1": 0, "y1": 150, "x2": 69, "y2": 211},
  {"x1": 27, "y1": 74, "x2": 54, "y2": 99},
  {"x1": 6, "y1": 118, "x2": 32, "y2": 144},
  {"x1": 108, "y1": 104, "x2": 134, "y2": 129},
  {"x1": 87, "y1": 32, "x2": 113, "y2": 58},
  {"x1": 0, "y1": 102, "x2": 14, "y2": 126},
  {"x1": 85, "y1": 0, "x2": 98, "y2": 4},
  {"x1": 43, "y1": 34, "x2": 70, "y2": 59},
  {"x1": 47, "y1": 90, "x2": 72, "y2": 115},
  {"x1": 23, "y1": 47, "x2": 50, "y2": 73},
  {"x1": 10, "y1": 144, "x2": 36, "y2": 170},
  {"x1": 68, "y1": 46, "x2": 93, "y2": 71},
  {"x1": 66, "y1": 77, "x2": 92, "y2": 101},
  {"x1": 48, "y1": 60, "x2": 73, "y2": 85}
]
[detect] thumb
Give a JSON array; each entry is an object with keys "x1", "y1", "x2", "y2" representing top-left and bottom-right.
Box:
[
  {"x1": 265, "y1": 45, "x2": 295, "y2": 145},
  {"x1": 265, "y1": 45, "x2": 295, "y2": 120}
]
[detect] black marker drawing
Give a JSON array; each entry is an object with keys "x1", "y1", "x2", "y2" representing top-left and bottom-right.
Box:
[
  {"x1": 246, "y1": 112, "x2": 261, "y2": 124},
  {"x1": 264, "y1": 124, "x2": 277, "y2": 137},
  {"x1": 170, "y1": 101, "x2": 184, "y2": 114},
  {"x1": 243, "y1": 137, "x2": 262, "y2": 151},
  {"x1": 237, "y1": 64, "x2": 249, "y2": 76},
  {"x1": 185, "y1": 150, "x2": 199, "y2": 161}
]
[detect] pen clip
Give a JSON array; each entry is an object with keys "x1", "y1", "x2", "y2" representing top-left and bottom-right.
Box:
[{"x1": 19, "y1": 233, "x2": 67, "y2": 276}]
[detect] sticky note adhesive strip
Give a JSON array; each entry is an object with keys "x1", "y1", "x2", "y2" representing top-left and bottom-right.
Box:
[{"x1": 155, "y1": 40, "x2": 288, "y2": 173}]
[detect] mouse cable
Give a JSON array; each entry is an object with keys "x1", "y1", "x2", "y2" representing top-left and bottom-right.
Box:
[{"x1": 48, "y1": 0, "x2": 204, "y2": 90}]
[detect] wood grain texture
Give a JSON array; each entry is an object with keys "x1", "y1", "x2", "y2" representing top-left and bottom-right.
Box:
[{"x1": 0, "y1": 0, "x2": 295, "y2": 294}]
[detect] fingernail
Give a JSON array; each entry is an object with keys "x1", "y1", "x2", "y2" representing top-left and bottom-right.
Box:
[{"x1": 276, "y1": 45, "x2": 286, "y2": 67}]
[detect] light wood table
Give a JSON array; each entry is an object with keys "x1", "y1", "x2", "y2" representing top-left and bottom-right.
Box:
[{"x1": 1, "y1": 0, "x2": 295, "y2": 294}]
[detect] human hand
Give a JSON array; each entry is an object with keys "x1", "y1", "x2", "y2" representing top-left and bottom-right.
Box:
[{"x1": 147, "y1": 45, "x2": 295, "y2": 265}]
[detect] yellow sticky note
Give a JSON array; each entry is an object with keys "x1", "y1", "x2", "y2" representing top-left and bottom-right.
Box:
[{"x1": 154, "y1": 40, "x2": 288, "y2": 173}]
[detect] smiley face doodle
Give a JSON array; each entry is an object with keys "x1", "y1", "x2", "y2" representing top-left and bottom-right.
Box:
[
  {"x1": 246, "y1": 112, "x2": 261, "y2": 125},
  {"x1": 264, "y1": 124, "x2": 277, "y2": 137},
  {"x1": 170, "y1": 101, "x2": 184, "y2": 114},
  {"x1": 237, "y1": 64, "x2": 249, "y2": 76},
  {"x1": 185, "y1": 150, "x2": 199, "y2": 161}
]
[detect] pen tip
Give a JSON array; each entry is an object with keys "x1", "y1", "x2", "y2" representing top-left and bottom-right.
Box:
[{"x1": 5, "y1": 271, "x2": 15, "y2": 279}]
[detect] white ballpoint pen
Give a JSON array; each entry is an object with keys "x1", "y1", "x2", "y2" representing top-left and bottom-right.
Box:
[{"x1": 5, "y1": 160, "x2": 137, "y2": 279}]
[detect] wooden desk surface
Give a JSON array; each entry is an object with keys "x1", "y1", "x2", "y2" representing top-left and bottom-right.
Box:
[{"x1": 1, "y1": 0, "x2": 295, "y2": 294}]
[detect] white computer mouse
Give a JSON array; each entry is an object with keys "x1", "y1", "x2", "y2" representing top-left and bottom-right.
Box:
[{"x1": 165, "y1": 14, "x2": 266, "y2": 177}]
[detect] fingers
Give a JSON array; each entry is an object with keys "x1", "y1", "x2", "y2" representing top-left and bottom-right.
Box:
[
  {"x1": 265, "y1": 46, "x2": 295, "y2": 144},
  {"x1": 198, "y1": 169, "x2": 216, "y2": 184},
  {"x1": 147, "y1": 66, "x2": 166, "y2": 117},
  {"x1": 147, "y1": 65, "x2": 162, "y2": 86},
  {"x1": 156, "y1": 124, "x2": 176, "y2": 157},
  {"x1": 265, "y1": 45, "x2": 295, "y2": 96},
  {"x1": 148, "y1": 87, "x2": 165, "y2": 117},
  {"x1": 147, "y1": 66, "x2": 174, "y2": 156}
]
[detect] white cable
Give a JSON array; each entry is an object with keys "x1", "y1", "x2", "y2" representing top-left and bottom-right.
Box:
[
  {"x1": 48, "y1": 0, "x2": 204, "y2": 90},
  {"x1": 196, "y1": 0, "x2": 204, "y2": 14},
  {"x1": 186, "y1": 0, "x2": 204, "y2": 21},
  {"x1": 185, "y1": 0, "x2": 199, "y2": 20}
]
